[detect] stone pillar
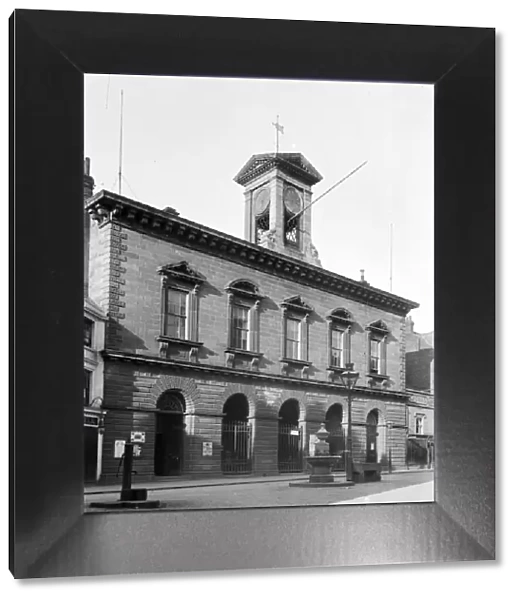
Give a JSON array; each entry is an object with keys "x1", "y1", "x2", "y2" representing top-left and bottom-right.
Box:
[{"x1": 186, "y1": 411, "x2": 223, "y2": 475}]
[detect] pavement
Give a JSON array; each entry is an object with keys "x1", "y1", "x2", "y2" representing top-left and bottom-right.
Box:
[
  {"x1": 85, "y1": 469, "x2": 434, "y2": 512},
  {"x1": 331, "y1": 480, "x2": 434, "y2": 504},
  {"x1": 85, "y1": 466, "x2": 434, "y2": 495}
]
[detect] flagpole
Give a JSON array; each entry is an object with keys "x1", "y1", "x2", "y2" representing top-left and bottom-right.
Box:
[
  {"x1": 390, "y1": 222, "x2": 393, "y2": 292},
  {"x1": 287, "y1": 160, "x2": 368, "y2": 224},
  {"x1": 118, "y1": 90, "x2": 124, "y2": 195}
]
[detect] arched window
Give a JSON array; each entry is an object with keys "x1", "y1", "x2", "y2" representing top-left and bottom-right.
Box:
[
  {"x1": 254, "y1": 187, "x2": 271, "y2": 243},
  {"x1": 283, "y1": 186, "x2": 302, "y2": 248}
]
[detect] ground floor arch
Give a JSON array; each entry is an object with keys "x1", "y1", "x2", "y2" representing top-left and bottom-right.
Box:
[
  {"x1": 221, "y1": 393, "x2": 252, "y2": 474},
  {"x1": 366, "y1": 409, "x2": 380, "y2": 463},
  {"x1": 278, "y1": 399, "x2": 303, "y2": 473},
  {"x1": 325, "y1": 403, "x2": 345, "y2": 471},
  {"x1": 154, "y1": 390, "x2": 185, "y2": 476}
]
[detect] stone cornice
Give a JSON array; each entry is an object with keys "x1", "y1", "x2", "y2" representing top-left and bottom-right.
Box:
[
  {"x1": 102, "y1": 350, "x2": 411, "y2": 402},
  {"x1": 234, "y1": 153, "x2": 323, "y2": 187},
  {"x1": 87, "y1": 190, "x2": 419, "y2": 316}
]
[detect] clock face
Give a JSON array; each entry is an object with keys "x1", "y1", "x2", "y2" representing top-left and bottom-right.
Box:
[
  {"x1": 283, "y1": 186, "x2": 302, "y2": 214},
  {"x1": 254, "y1": 188, "x2": 270, "y2": 215}
]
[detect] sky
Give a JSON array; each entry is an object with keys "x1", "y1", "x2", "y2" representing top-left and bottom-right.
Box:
[{"x1": 85, "y1": 75, "x2": 434, "y2": 332}]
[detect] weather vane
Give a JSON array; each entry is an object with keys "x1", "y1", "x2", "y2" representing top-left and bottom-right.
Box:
[{"x1": 272, "y1": 115, "x2": 284, "y2": 154}]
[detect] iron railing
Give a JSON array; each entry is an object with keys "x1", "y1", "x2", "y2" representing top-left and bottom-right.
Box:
[
  {"x1": 221, "y1": 420, "x2": 252, "y2": 474},
  {"x1": 278, "y1": 423, "x2": 304, "y2": 473}
]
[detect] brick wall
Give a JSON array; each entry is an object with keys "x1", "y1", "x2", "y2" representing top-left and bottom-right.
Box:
[
  {"x1": 406, "y1": 348, "x2": 434, "y2": 391},
  {"x1": 90, "y1": 222, "x2": 407, "y2": 391},
  {"x1": 99, "y1": 359, "x2": 407, "y2": 481}
]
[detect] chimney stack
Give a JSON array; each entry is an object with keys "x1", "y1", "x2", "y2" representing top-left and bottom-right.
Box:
[{"x1": 84, "y1": 157, "x2": 95, "y2": 202}]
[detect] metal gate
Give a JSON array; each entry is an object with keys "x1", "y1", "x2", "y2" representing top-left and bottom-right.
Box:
[
  {"x1": 221, "y1": 420, "x2": 252, "y2": 474},
  {"x1": 278, "y1": 423, "x2": 303, "y2": 473}
]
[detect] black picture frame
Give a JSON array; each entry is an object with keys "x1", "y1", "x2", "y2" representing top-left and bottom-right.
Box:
[{"x1": 10, "y1": 10, "x2": 495, "y2": 578}]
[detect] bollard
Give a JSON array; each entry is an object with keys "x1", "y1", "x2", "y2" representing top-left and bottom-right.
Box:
[{"x1": 120, "y1": 442, "x2": 134, "y2": 501}]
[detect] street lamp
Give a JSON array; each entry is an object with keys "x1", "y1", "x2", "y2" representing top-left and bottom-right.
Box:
[{"x1": 340, "y1": 363, "x2": 359, "y2": 483}]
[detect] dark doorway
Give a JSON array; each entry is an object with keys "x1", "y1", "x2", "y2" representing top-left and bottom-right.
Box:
[
  {"x1": 221, "y1": 394, "x2": 251, "y2": 474},
  {"x1": 278, "y1": 399, "x2": 303, "y2": 473},
  {"x1": 84, "y1": 426, "x2": 98, "y2": 482},
  {"x1": 154, "y1": 391, "x2": 185, "y2": 476},
  {"x1": 366, "y1": 410, "x2": 379, "y2": 463},
  {"x1": 325, "y1": 403, "x2": 345, "y2": 471}
]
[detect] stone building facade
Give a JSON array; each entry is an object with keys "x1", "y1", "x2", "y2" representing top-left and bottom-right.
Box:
[{"x1": 86, "y1": 153, "x2": 419, "y2": 483}]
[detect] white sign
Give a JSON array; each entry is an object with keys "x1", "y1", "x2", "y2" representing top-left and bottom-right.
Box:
[
  {"x1": 133, "y1": 445, "x2": 142, "y2": 457},
  {"x1": 131, "y1": 431, "x2": 146, "y2": 443},
  {"x1": 290, "y1": 429, "x2": 300, "y2": 436},
  {"x1": 114, "y1": 440, "x2": 125, "y2": 458},
  {"x1": 308, "y1": 434, "x2": 318, "y2": 457},
  {"x1": 202, "y1": 441, "x2": 213, "y2": 456}
]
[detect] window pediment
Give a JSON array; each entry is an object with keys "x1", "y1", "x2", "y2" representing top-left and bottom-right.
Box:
[
  {"x1": 327, "y1": 308, "x2": 353, "y2": 325},
  {"x1": 157, "y1": 261, "x2": 204, "y2": 285},
  {"x1": 225, "y1": 279, "x2": 262, "y2": 300},
  {"x1": 281, "y1": 295, "x2": 313, "y2": 315},
  {"x1": 367, "y1": 319, "x2": 390, "y2": 335}
]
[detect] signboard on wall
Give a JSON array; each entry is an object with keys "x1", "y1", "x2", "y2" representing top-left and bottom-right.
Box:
[
  {"x1": 114, "y1": 440, "x2": 125, "y2": 458},
  {"x1": 131, "y1": 431, "x2": 146, "y2": 443},
  {"x1": 202, "y1": 442, "x2": 213, "y2": 456}
]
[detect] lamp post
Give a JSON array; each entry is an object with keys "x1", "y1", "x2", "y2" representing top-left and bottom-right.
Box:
[{"x1": 340, "y1": 363, "x2": 359, "y2": 483}]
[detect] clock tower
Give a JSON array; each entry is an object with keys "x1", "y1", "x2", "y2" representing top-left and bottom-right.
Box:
[{"x1": 234, "y1": 153, "x2": 323, "y2": 266}]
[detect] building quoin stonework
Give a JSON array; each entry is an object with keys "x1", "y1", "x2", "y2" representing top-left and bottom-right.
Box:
[{"x1": 85, "y1": 152, "x2": 420, "y2": 483}]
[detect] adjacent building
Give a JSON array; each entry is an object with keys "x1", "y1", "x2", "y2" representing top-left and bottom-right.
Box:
[
  {"x1": 405, "y1": 317, "x2": 434, "y2": 468},
  {"x1": 85, "y1": 152, "x2": 420, "y2": 483},
  {"x1": 83, "y1": 159, "x2": 107, "y2": 482}
]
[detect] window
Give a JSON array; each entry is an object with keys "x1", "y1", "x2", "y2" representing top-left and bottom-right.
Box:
[
  {"x1": 370, "y1": 338, "x2": 380, "y2": 373},
  {"x1": 84, "y1": 318, "x2": 94, "y2": 347},
  {"x1": 164, "y1": 288, "x2": 188, "y2": 339},
  {"x1": 330, "y1": 328, "x2": 343, "y2": 367},
  {"x1": 157, "y1": 261, "x2": 204, "y2": 350},
  {"x1": 254, "y1": 187, "x2": 271, "y2": 243},
  {"x1": 281, "y1": 296, "x2": 312, "y2": 366},
  {"x1": 367, "y1": 320, "x2": 389, "y2": 377},
  {"x1": 327, "y1": 308, "x2": 353, "y2": 370},
  {"x1": 231, "y1": 304, "x2": 250, "y2": 350},
  {"x1": 225, "y1": 280, "x2": 262, "y2": 358},
  {"x1": 283, "y1": 186, "x2": 302, "y2": 248},
  {"x1": 84, "y1": 369, "x2": 92, "y2": 406},
  {"x1": 415, "y1": 415, "x2": 425, "y2": 435},
  {"x1": 285, "y1": 317, "x2": 301, "y2": 359},
  {"x1": 284, "y1": 208, "x2": 300, "y2": 246}
]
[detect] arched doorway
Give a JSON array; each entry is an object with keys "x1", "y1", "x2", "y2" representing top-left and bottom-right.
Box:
[
  {"x1": 154, "y1": 390, "x2": 185, "y2": 476},
  {"x1": 325, "y1": 403, "x2": 345, "y2": 471},
  {"x1": 278, "y1": 399, "x2": 303, "y2": 473},
  {"x1": 221, "y1": 394, "x2": 252, "y2": 474},
  {"x1": 366, "y1": 409, "x2": 379, "y2": 463}
]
